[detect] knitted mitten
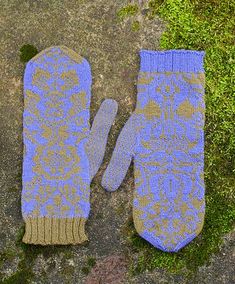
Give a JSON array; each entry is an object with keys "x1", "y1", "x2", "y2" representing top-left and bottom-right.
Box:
[
  {"x1": 102, "y1": 50, "x2": 205, "y2": 252},
  {"x1": 22, "y1": 46, "x2": 118, "y2": 245}
]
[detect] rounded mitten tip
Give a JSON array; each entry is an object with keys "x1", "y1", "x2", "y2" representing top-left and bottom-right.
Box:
[
  {"x1": 100, "y1": 99, "x2": 118, "y2": 115},
  {"x1": 101, "y1": 177, "x2": 117, "y2": 192}
]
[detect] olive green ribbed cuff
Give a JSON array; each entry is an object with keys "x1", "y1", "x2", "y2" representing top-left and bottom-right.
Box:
[{"x1": 22, "y1": 217, "x2": 88, "y2": 245}]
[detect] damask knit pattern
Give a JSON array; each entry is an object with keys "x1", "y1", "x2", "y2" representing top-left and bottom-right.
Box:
[
  {"x1": 22, "y1": 46, "x2": 117, "y2": 245},
  {"x1": 102, "y1": 50, "x2": 205, "y2": 252}
]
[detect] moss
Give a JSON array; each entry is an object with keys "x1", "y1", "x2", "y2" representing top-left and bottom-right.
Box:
[
  {"x1": 60, "y1": 264, "x2": 75, "y2": 277},
  {"x1": 81, "y1": 266, "x2": 90, "y2": 275},
  {"x1": 120, "y1": 0, "x2": 235, "y2": 277},
  {"x1": 19, "y1": 44, "x2": 38, "y2": 63},
  {"x1": 147, "y1": 0, "x2": 165, "y2": 19},
  {"x1": 0, "y1": 249, "x2": 18, "y2": 280},
  {"x1": 87, "y1": 256, "x2": 96, "y2": 268},
  {"x1": 0, "y1": 250, "x2": 16, "y2": 264},
  {"x1": 2, "y1": 267, "x2": 34, "y2": 284},
  {"x1": 2, "y1": 225, "x2": 73, "y2": 283},
  {"x1": 81, "y1": 256, "x2": 96, "y2": 275},
  {"x1": 131, "y1": 21, "x2": 140, "y2": 31},
  {"x1": 117, "y1": 4, "x2": 139, "y2": 20}
]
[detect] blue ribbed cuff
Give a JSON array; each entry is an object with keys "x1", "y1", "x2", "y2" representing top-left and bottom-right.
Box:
[{"x1": 140, "y1": 50, "x2": 205, "y2": 73}]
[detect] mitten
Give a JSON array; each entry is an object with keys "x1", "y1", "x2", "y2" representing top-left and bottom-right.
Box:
[
  {"x1": 102, "y1": 50, "x2": 205, "y2": 252},
  {"x1": 22, "y1": 46, "x2": 118, "y2": 245}
]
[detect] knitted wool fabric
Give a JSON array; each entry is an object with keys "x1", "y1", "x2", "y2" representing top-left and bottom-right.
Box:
[
  {"x1": 22, "y1": 46, "x2": 118, "y2": 245},
  {"x1": 102, "y1": 50, "x2": 205, "y2": 252}
]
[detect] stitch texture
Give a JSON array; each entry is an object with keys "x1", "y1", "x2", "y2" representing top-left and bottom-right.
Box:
[
  {"x1": 102, "y1": 50, "x2": 205, "y2": 252},
  {"x1": 22, "y1": 46, "x2": 117, "y2": 245}
]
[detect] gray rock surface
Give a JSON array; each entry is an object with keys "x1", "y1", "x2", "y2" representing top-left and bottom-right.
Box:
[{"x1": 0, "y1": 1, "x2": 234, "y2": 283}]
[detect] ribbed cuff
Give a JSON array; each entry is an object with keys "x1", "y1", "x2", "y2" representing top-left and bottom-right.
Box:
[
  {"x1": 140, "y1": 49, "x2": 205, "y2": 73},
  {"x1": 22, "y1": 217, "x2": 88, "y2": 245}
]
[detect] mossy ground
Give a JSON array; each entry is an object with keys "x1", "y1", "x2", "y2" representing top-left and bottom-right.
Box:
[
  {"x1": 19, "y1": 44, "x2": 38, "y2": 63},
  {"x1": 1, "y1": 226, "x2": 73, "y2": 283},
  {"x1": 81, "y1": 256, "x2": 97, "y2": 275},
  {"x1": 117, "y1": 4, "x2": 139, "y2": 20},
  {"x1": 0, "y1": 0, "x2": 235, "y2": 283},
  {"x1": 118, "y1": 0, "x2": 235, "y2": 277}
]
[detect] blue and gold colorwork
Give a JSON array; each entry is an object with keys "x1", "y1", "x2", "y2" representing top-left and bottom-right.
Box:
[
  {"x1": 102, "y1": 50, "x2": 205, "y2": 252},
  {"x1": 22, "y1": 46, "x2": 117, "y2": 245}
]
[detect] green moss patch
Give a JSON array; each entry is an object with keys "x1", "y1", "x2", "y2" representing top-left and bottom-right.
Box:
[
  {"x1": 117, "y1": 4, "x2": 139, "y2": 20},
  {"x1": 81, "y1": 256, "x2": 97, "y2": 275},
  {"x1": 131, "y1": 20, "x2": 140, "y2": 31},
  {"x1": 1, "y1": 226, "x2": 73, "y2": 283},
  {"x1": 120, "y1": 0, "x2": 235, "y2": 276},
  {"x1": 19, "y1": 44, "x2": 38, "y2": 63}
]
